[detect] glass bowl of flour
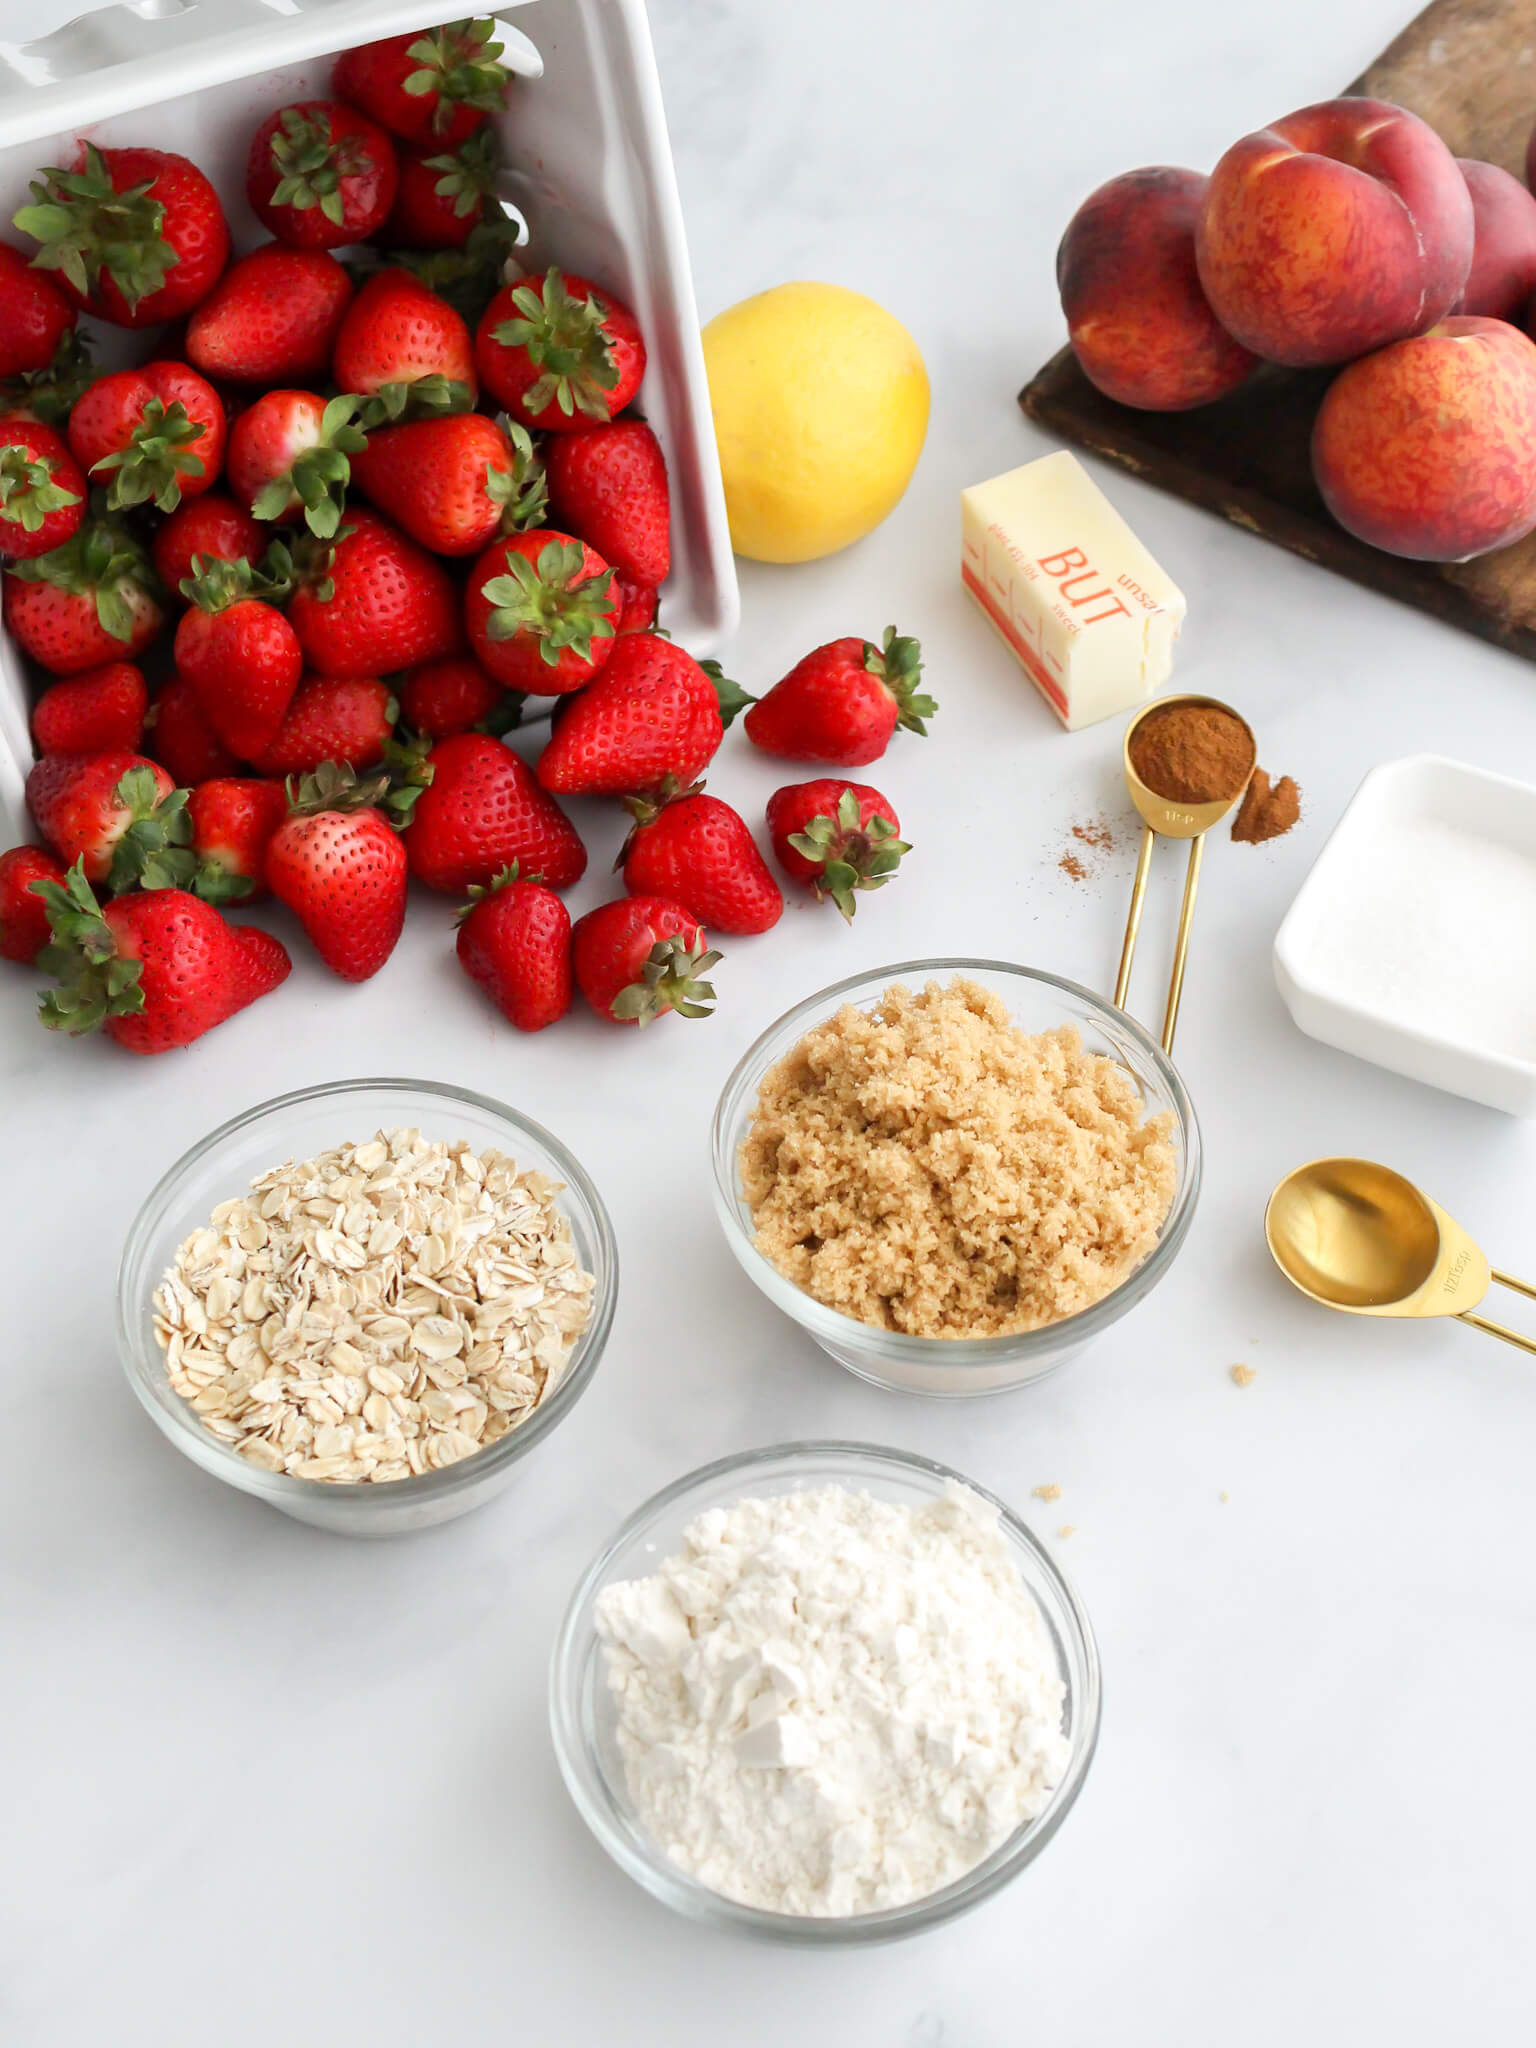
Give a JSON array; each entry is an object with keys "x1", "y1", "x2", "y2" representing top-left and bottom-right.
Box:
[{"x1": 549, "y1": 1441, "x2": 1100, "y2": 1943}]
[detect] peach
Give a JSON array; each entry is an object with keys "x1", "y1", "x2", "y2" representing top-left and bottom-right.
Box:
[
  {"x1": 1197, "y1": 98, "x2": 1474, "y2": 367},
  {"x1": 1454, "y1": 159, "x2": 1536, "y2": 318},
  {"x1": 1311, "y1": 316, "x2": 1536, "y2": 559},
  {"x1": 1056, "y1": 166, "x2": 1258, "y2": 410}
]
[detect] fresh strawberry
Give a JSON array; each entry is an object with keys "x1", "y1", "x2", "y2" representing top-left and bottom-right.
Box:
[
  {"x1": 766, "y1": 780, "x2": 909, "y2": 920},
  {"x1": 544, "y1": 419, "x2": 668, "y2": 584},
  {"x1": 0, "y1": 241, "x2": 76, "y2": 379},
  {"x1": 246, "y1": 99, "x2": 398, "y2": 248},
  {"x1": 397, "y1": 655, "x2": 515, "y2": 739},
  {"x1": 0, "y1": 330, "x2": 95, "y2": 431},
  {"x1": 619, "y1": 782, "x2": 782, "y2": 935},
  {"x1": 67, "y1": 361, "x2": 224, "y2": 514},
  {"x1": 403, "y1": 731, "x2": 585, "y2": 893},
  {"x1": 332, "y1": 267, "x2": 476, "y2": 418},
  {"x1": 184, "y1": 244, "x2": 354, "y2": 385},
  {"x1": 32, "y1": 661, "x2": 147, "y2": 755},
  {"x1": 744, "y1": 627, "x2": 932, "y2": 767},
  {"x1": 476, "y1": 267, "x2": 645, "y2": 430},
  {"x1": 12, "y1": 144, "x2": 229, "y2": 328},
  {"x1": 3, "y1": 518, "x2": 163, "y2": 674},
  {"x1": 288, "y1": 506, "x2": 462, "y2": 676},
  {"x1": 249, "y1": 675, "x2": 395, "y2": 777},
  {"x1": 614, "y1": 572, "x2": 658, "y2": 635},
  {"x1": 465, "y1": 529, "x2": 617, "y2": 694},
  {"x1": 389, "y1": 215, "x2": 523, "y2": 327},
  {"x1": 0, "y1": 415, "x2": 85, "y2": 559},
  {"x1": 0, "y1": 843, "x2": 65, "y2": 963},
  {"x1": 265, "y1": 762, "x2": 409, "y2": 981},
  {"x1": 351, "y1": 410, "x2": 545, "y2": 555},
  {"x1": 536, "y1": 635, "x2": 726, "y2": 796},
  {"x1": 25, "y1": 752, "x2": 194, "y2": 891},
  {"x1": 187, "y1": 776, "x2": 289, "y2": 902},
  {"x1": 151, "y1": 493, "x2": 264, "y2": 595},
  {"x1": 455, "y1": 863, "x2": 572, "y2": 1030},
  {"x1": 572, "y1": 896, "x2": 719, "y2": 1027},
  {"x1": 145, "y1": 673, "x2": 241, "y2": 786},
  {"x1": 333, "y1": 20, "x2": 512, "y2": 146},
  {"x1": 383, "y1": 132, "x2": 497, "y2": 249},
  {"x1": 172, "y1": 555, "x2": 302, "y2": 762},
  {"x1": 35, "y1": 863, "x2": 288, "y2": 1053},
  {"x1": 226, "y1": 390, "x2": 365, "y2": 539}
]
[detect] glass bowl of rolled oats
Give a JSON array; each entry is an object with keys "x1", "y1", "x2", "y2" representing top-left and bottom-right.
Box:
[{"x1": 117, "y1": 1079, "x2": 617, "y2": 1535}]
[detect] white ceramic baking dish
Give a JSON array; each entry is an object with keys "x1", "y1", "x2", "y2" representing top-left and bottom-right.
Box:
[
  {"x1": 0, "y1": 0, "x2": 738, "y2": 834},
  {"x1": 1273, "y1": 754, "x2": 1536, "y2": 1117}
]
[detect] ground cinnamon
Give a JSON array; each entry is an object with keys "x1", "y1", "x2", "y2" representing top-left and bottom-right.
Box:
[
  {"x1": 1231, "y1": 769, "x2": 1301, "y2": 844},
  {"x1": 1129, "y1": 703, "x2": 1254, "y2": 805}
]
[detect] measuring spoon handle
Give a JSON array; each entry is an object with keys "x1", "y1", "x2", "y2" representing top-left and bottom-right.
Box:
[{"x1": 1457, "y1": 1309, "x2": 1536, "y2": 1356}]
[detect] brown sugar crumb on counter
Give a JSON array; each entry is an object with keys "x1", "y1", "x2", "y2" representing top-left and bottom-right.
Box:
[
  {"x1": 1057, "y1": 1525, "x2": 1077, "y2": 1540},
  {"x1": 1032, "y1": 1483, "x2": 1062, "y2": 1502},
  {"x1": 740, "y1": 977, "x2": 1177, "y2": 1339},
  {"x1": 1230, "y1": 1363, "x2": 1256, "y2": 1387}
]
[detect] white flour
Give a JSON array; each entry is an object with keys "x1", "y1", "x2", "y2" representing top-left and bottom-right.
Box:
[{"x1": 594, "y1": 1481, "x2": 1070, "y2": 1916}]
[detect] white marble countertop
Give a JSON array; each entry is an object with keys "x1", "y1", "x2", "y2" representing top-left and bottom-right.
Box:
[{"x1": 3, "y1": 0, "x2": 1534, "y2": 2041}]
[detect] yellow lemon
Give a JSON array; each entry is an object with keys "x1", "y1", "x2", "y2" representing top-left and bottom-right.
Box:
[{"x1": 702, "y1": 282, "x2": 929, "y2": 564}]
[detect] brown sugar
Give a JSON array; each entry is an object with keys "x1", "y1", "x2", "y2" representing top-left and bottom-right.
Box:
[
  {"x1": 740, "y1": 978, "x2": 1178, "y2": 1339},
  {"x1": 1129, "y1": 702, "x2": 1254, "y2": 805},
  {"x1": 1232, "y1": 769, "x2": 1301, "y2": 844},
  {"x1": 1230, "y1": 1363, "x2": 1256, "y2": 1387}
]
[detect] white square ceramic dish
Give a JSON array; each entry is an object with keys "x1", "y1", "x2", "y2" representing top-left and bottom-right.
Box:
[{"x1": 1274, "y1": 754, "x2": 1536, "y2": 1117}]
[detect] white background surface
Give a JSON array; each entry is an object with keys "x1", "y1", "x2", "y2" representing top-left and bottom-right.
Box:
[{"x1": 3, "y1": 0, "x2": 1534, "y2": 2041}]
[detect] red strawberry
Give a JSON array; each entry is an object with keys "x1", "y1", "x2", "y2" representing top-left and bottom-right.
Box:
[
  {"x1": 332, "y1": 268, "x2": 476, "y2": 416},
  {"x1": 174, "y1": 557, "x2": 303, "y2": 761},
  {"x1": 545, "y1": 420, "x2": 669, "y2": 585},
  {"x1": 145, "y1": 673, "x2": 241, "y2": 786},
  {"x1": 0, "y1": 330, "x2": 96, "y2": 432},
  {"x1": 0, "y1": 843, "x2": 66, "y2": 963},
  {"x1": 289, "y1": 506, "x2": 462, "y2": 676},
  {"x1": 396, "y1": 656, "x2": 513, "y2": 739},
  {"x1": 67, "y1": 360, "x2": 225, "y2": 514},
  {"x1": 572, "y1": 896, "x2": 719, "y2": 1027},
  {"x1": 351, "y1": 410, "x2": 545, "y2": 555},
  {"x1": 333, "y1": 22, "x2": 512, "y2": 147},
  {"x1": 465, "y1": 529, "x2": 618, "y2": 693},
  {"x1": 766, "y1": 780, "x2": 909, "y2": 920},
  {"x1": 744, "y1": 627, "x2": 932, "y2": 767},
  {"x1": 13, "y1": 144, "x2": 229, "y2": 328},
  {"x1": 25, "y1": 751, "x2": 194, "y2": 891},
  {"x1": 226, "y1": 390, "x2": 365, "y2": 539},
  {"x1": 403, "y1": 731, "x2": 585, "y2": 893},
  {"x1": 383, "y1": 133, "x2": 497, "y2": 249},
  {"x1": 614, "y1": 572, "x2": 658, "y2": 635},
  {"x1": 266, "y1": 763, "x2": 409, "y2": 981},
  {"x1": 32, "y1": 661, "x2": 147, "y2": 755},
  {"x1": 476, "y1": 267, "x2": 645, "y2": 430},
  {"x1": 246, "y1": 100, "x2": 398, "y2": 249},
  {"x1": 0, "y1": 415, "x2": 85, "y2": 559},
  {"x1": 187, "y1": 777, "x2": 289, "y2": 902},
  {"x1": 250, "y1": 675, "x2": 395, "y2": 777},
  {"x1": 619, "y1": 782, "x2": 782, "y2": 935},
  {"x1": 3, "y1": 518, "x2": 163, "y2": 674},
  {"x1": 455, "y1": 864, "x2": 572, "y2": 1030},
  {"x1": 185, "y1": 244, "x2": 354, "y2": 385},
  {"x1": 0, "y1": 241, "x2": 76, "y2": 379},
  {"x1": 536, "y1": 635, "x2": 726, "y2": 796},
  {"x1": 34, "y1": 864, "x2": 288, "y2": 1053},
  {"x1": 151, "y1": 493, "x2": 264, "y2": 595}
]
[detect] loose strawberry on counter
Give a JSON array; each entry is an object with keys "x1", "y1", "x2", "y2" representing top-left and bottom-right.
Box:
[
  {"x1": 403, "y1": 731, "x2": 586, "y2": 893},
  {"x1": 619, "y1": 781, "x2": 782, "y2": 935},
  {"x1": 265, "y1": 762, "x2": 411, "y2": 982},
  {"x1": 246, "y1": 100, "x2": 398, "y2": 249},
  {"x1": 145, "y1": 673, "x2": 240, "y2": 786},
  {"x1": 744, "y1": 627, "x2": 932, "y2": 767},
  {"x1": 572, "y1": 896, "x2": 720, "y2": 1027},
  {"x1": 476, "y1": 266, "x2": 645, "y2": 429},
  {"x1": 174, "y1": 556, "x2": 303, "y2": 761},
  {"x1": 384, "y1": 133, "x2": 498, "y2": 250},
  {"x1": 151, "y1": 493, "x2": 264, "y2": 595},
  {"x1": 396, "y1": 655, "x2": 512, "y2": 739},
  {"x1": 67, "y1": 361, "x2": 225, "y2": 513},
  {"x1": 332, "y1": 267, "x2": 476, "y2": 417},
  {"x1": 226, "y1": 390, "x2": 365, "y2": 538},
  {"x1": 3, "y1": 518, "x2": 163, "y2": 673},
  {"x1": 187, "y1": 778, "x2": 287, "y2": 901},
  {"x1": 544, "y1": 419, "x2": 670, "y2": 586},
  {"x1": 766, "y1": 780, "x2": 910, "y2": 920},
  {"x1": 250, "y1": 675, "x2": 395, "y2": 776},
  {"x1": 0, "y1": 844, "x2": 66, "y2": 963},
  {"x1": 13, "y1": 144, "x2": 229, "y2": 328},
  {"x1": 288, "y1": 506, "x2": 462, "y2": 675},
  {"x1": 351, "y1": 411, "x2": 545, "y2": 556},
  {"x1": 0, "y1": 241, "x2": 76, "y2": 380},
  {"x1": 332, "y1": 20, "x2": 512, "y2": 147},
  {"x1": 535, "y1": 635, "x2": 731, "y2": 797},
  {"x1": 0, "y1": 417, "x2": 85, "y2": 560},
  {"x1": 455, "y1": 863, "x2": 572, "y2": 1031},
  {"x1": 466, "y1": 531, "x2": 618, "y2": 692},
  {"x1": 25, "y1": 753, "x2": 194, "y2": 891},
  {"x1": 184, "y1": 245, "x2": 354, "y2": 385},
  {"x1": 34, "y1": 864, "x2": 289, "y2": 1053},
  {"x1": 32, "y1": 661, "x2": 147, "y2": 755}
]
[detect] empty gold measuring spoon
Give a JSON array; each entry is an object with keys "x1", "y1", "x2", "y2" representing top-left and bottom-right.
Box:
[
  {"x1": 1114, "y1": 695, "x2": 1256, "y2": 1054},
  {"x1": 1265, "y1": 1156, "x2": 1536, "y2": 1355}
]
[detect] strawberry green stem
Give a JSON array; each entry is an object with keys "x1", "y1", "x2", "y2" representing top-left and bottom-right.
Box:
[
  {"x1": 481, "y1": 536, "x2": 615, "y2": 666},
  {"x1": 492, "y1": 267, "x2": 619, "y2": 422}
]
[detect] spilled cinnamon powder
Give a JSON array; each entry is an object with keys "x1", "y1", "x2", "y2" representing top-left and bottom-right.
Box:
[
  {"x1": 1059, "y1": 816, "x2": 1116, "y2": 882},
  {"x1": 1232, "y1": 769, "x2": 1301, "y2": 845}
]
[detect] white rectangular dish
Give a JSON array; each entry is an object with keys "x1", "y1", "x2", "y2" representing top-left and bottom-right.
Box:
[
  {"x1": 1274, "y1": 754, "x2": 1536, "y2": 1117},
  {"x1": 0, "y1": 0, "x2": 739, "y2": 835}
]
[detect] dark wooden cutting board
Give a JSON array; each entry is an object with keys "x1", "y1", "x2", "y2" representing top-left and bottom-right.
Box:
[{"x1": 1018, "y1": 0, "x2": 1536, "y2": 658}]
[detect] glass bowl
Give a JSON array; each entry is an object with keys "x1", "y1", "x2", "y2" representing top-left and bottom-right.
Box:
[
  {"x1": 117, "y1": 1078, "x2": 618, "y2": 1537},
  {"x1": 549, "y1": 1440, "x2": 1101, "y2": 1945},
  {"x1": 711, "y1": 960, "x2": 1201, "y2": 1396}
]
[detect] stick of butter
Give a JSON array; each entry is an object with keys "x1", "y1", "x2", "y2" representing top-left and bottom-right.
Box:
[{"x1": 961, "y1": 450, "x2": 1186, "y2": 731}]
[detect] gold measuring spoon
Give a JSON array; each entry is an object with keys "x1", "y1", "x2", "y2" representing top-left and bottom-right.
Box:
[
  {"x1": 1114, "y1": 695, "x2": 1256, "y2": 1054},
  {"x1": 1265, "y1": 1156, "x2": 1536, "y2": 1355}
]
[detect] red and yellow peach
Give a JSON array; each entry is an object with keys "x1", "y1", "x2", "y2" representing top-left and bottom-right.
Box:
[{"x1": 1454, "y1": 159, "x2": 1536, "y2": 320}]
